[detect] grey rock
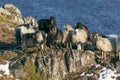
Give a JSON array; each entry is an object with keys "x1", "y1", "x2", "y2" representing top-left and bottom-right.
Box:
[
  {"x1": 81, "y1": 50, "x2": 96, "y2": 66},
  {"x1": 10, "y1": 49, "x2": 96, "y2": 80}
]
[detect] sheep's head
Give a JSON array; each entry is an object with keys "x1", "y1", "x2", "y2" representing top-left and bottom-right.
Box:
[
  {"x1": 50, "y1": 16, "x2": 56, "y2": 25},
  {"x1": 93, "y1": 32, "x2": 102, "y2": 41},
  {"x1": 64, "y1": 24, "x2": 73, "y2": 31},
  {"x1": 49, "y1": 25, "x2": 57, "y2": 34},
  {"x1": 74, "y1": 22, "x2": 82, "y2": 29}
]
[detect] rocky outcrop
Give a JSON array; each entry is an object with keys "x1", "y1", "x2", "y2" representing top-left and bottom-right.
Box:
[
  {"x1": 0, "y1": 4, "x2": 38, "y2": 48},
  {"x1": 2, "y1": 4, "x2": 24, "y2": 24},
  {"x1": 9, "y1": 49, "x2": 96, "y2": 80}
]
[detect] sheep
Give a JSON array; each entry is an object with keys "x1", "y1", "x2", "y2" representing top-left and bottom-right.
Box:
[
  {"x1": 47, "y1": 21, "x2": 63, "y2": 48},
  {"x1": 21, "y1": 31, "x2": 47, "y2": 50},
  {"x1": 37, "y1": 16, "x2": 56, "y2": 33},
  {"x1": 74, "y1": 22, "x2": 90, "y2": 41},
  {"x1": 62, "y1": 24, "x2": 88, "y2": 50},
  {"x1": 105, "y1": 34, "x2": 120, "y2": 59},
  {"x1": 71, "y1": 29, "x2": 88, "y2": 50},
  {"x1": 93, "y1": 32, "x2": 113, "y2": 60},
  {"x1": 62, "y1": 24, "x2": 73, "y2": 48},
  {"x1": 14, "y1": 19, "x2": 38, "y2": 45}
]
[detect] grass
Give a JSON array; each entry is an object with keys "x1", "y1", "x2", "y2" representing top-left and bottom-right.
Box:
[{"x1": 23, "y1": 57, "x2": 42, "y2": 80}]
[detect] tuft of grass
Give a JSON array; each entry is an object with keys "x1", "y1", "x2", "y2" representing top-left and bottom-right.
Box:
[{"x1": 23, "y1": 57, "x2": 42, "y2": 80}]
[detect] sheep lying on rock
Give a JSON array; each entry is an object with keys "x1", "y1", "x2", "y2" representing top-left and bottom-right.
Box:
[
  {"x1": 15, "y1": 19, "x2": 38, "y2": 45},
  {"x1": 93, "y1": 32, "x2": 113, "y2": 60},
  {"x1": 22, "y1": 31, "x2": 47, "y2": 50}
]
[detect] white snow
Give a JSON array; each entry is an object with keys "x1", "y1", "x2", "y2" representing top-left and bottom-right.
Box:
[
  {"x1": 0, "y1": 61, "x2": 10, "y2": 76},
  {"x1": 97, "y1": 65, "x2": 120, "y2": 80},
  {"x1": 80, "y1": 64, "x2": 120, "y2": 80}
]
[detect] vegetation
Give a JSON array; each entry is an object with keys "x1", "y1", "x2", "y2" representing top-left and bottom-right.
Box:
[
  {"x1": 0, "y1": 15, "x2": 7, "y2": 22},
  {"x1": 23, "y1": 57, "x2": 42, "y2": 80}
]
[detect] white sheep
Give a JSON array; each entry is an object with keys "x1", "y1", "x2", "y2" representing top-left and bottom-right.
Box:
[
  {"x1": 62, "y1": 24, "x2": 88, "y2": 50},
  {"x1": 93, "y1": 33, "x2": 113, "y2": 60},
  {"x1": 71, "y1": 29, "x2": 88, "y2": 50}
]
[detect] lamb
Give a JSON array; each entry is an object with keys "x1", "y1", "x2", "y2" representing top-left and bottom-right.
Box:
[
  {"x1": 22, "y1": 31, "x2": 47, "y2": 50},
  {"x1": 47, "y1": 21, "x2": 63, "y2": 48},
  {"x1": 15, "y1": 19, "x2": 38, "y2": 45},
  {"x1": 93, "y1": 32, "x2": 113, "y2": 60}
]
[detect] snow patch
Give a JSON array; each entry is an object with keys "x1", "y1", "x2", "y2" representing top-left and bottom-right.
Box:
[{"x1": 0, "y1": 61, "x2": 10, "y2": 76}]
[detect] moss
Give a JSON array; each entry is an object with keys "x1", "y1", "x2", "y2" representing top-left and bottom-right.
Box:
[{"x1": 0, "y1": 15, "x2": 7, "y2": 22}]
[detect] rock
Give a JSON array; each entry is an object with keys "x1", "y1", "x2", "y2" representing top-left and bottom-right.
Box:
[
  {"x1": 3, "y1": 4, "x2": 21, "y2": 16},
  {"x1": 0, "y1": 50, "x2": 17, "y2": 61},
  {"x1": 65, "y1": 50, "x2": 77, "y2": 73},
  {"x1": 3, "y1": 4, "x2": 24, "y2": 24},
  {"x1": 81, "y1": 50, "x2": 96, "y2": 66},
  {"x1": 0, "y1": 7, "x2": 11, "y2": 16},
  {"x1": 9, "y1": 49, "x2": 96, "y2": 80}
]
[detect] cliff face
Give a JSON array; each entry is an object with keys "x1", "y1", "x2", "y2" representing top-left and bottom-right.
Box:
[
  {"x1": 9, "y1": 49, "x2": 96, "y2": 80},
  {"x1": 0, "y1": 4, "x2": 119, "y2": 80}
]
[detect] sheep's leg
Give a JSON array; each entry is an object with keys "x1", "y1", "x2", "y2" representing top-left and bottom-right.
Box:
[
  {"x1": 66, "y1": 42, "x2": 68, "y2": 49},
  {"x1": 77, "y1": 44, "x2": 81, "y2": 50},
  {"x1": 102, "y1": 51, "x2": 104, "y2": 59},
  {"x1": 104, "y1": 52, "x2": 106, "y2": 60},
  {"x1": 102, "y1": 51, "x2": 106, "y2": 60},
  {"x1": 119, "y1": 51, "x2": 120, "y2": 60},
  {"x1": 81, "y1": 44, "x2": 84, "y2": 51},
  {"x1": 69, "y1": 43, "x2": 72, "y2": 49}
]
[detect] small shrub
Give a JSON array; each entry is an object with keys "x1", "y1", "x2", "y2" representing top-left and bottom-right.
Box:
[{"x1": 23, "y1": 58, "x2": 42, "y2": 80}]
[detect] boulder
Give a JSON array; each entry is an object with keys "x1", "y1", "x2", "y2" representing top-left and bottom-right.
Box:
[{"x1": 3, "y1": 4, "x2": 24, "y2": 24}]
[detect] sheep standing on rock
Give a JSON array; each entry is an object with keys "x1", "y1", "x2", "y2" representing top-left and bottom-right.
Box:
[
  {"x1": 71, "y1": 28, "x2": 88, "y2": 50},
  {"x1": 93, "y1": 32, "x2": 113, "y2": 60},
  {"x1": 62, "y1": 24, "x2": 73, "y2": 48},
  {"x1": 62, "y1": 24, "x2": 88, "y2": 50},
  {"x1": 105, "y1": 34, "x2": 120, "y2": 60},
  {"x1": 22, "y1": 31, "x2": 47, "y2": 50},
  {"x1": 47, "y1": 18, "x2": 63, "y2": 48},
  {"x1": 15, "y1": 19, "x2": 38, "y2": 45}
]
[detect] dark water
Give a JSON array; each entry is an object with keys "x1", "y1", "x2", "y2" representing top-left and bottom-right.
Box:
[{"x1": 0, "y1": 0, "x2": 120, "y2": 34}]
